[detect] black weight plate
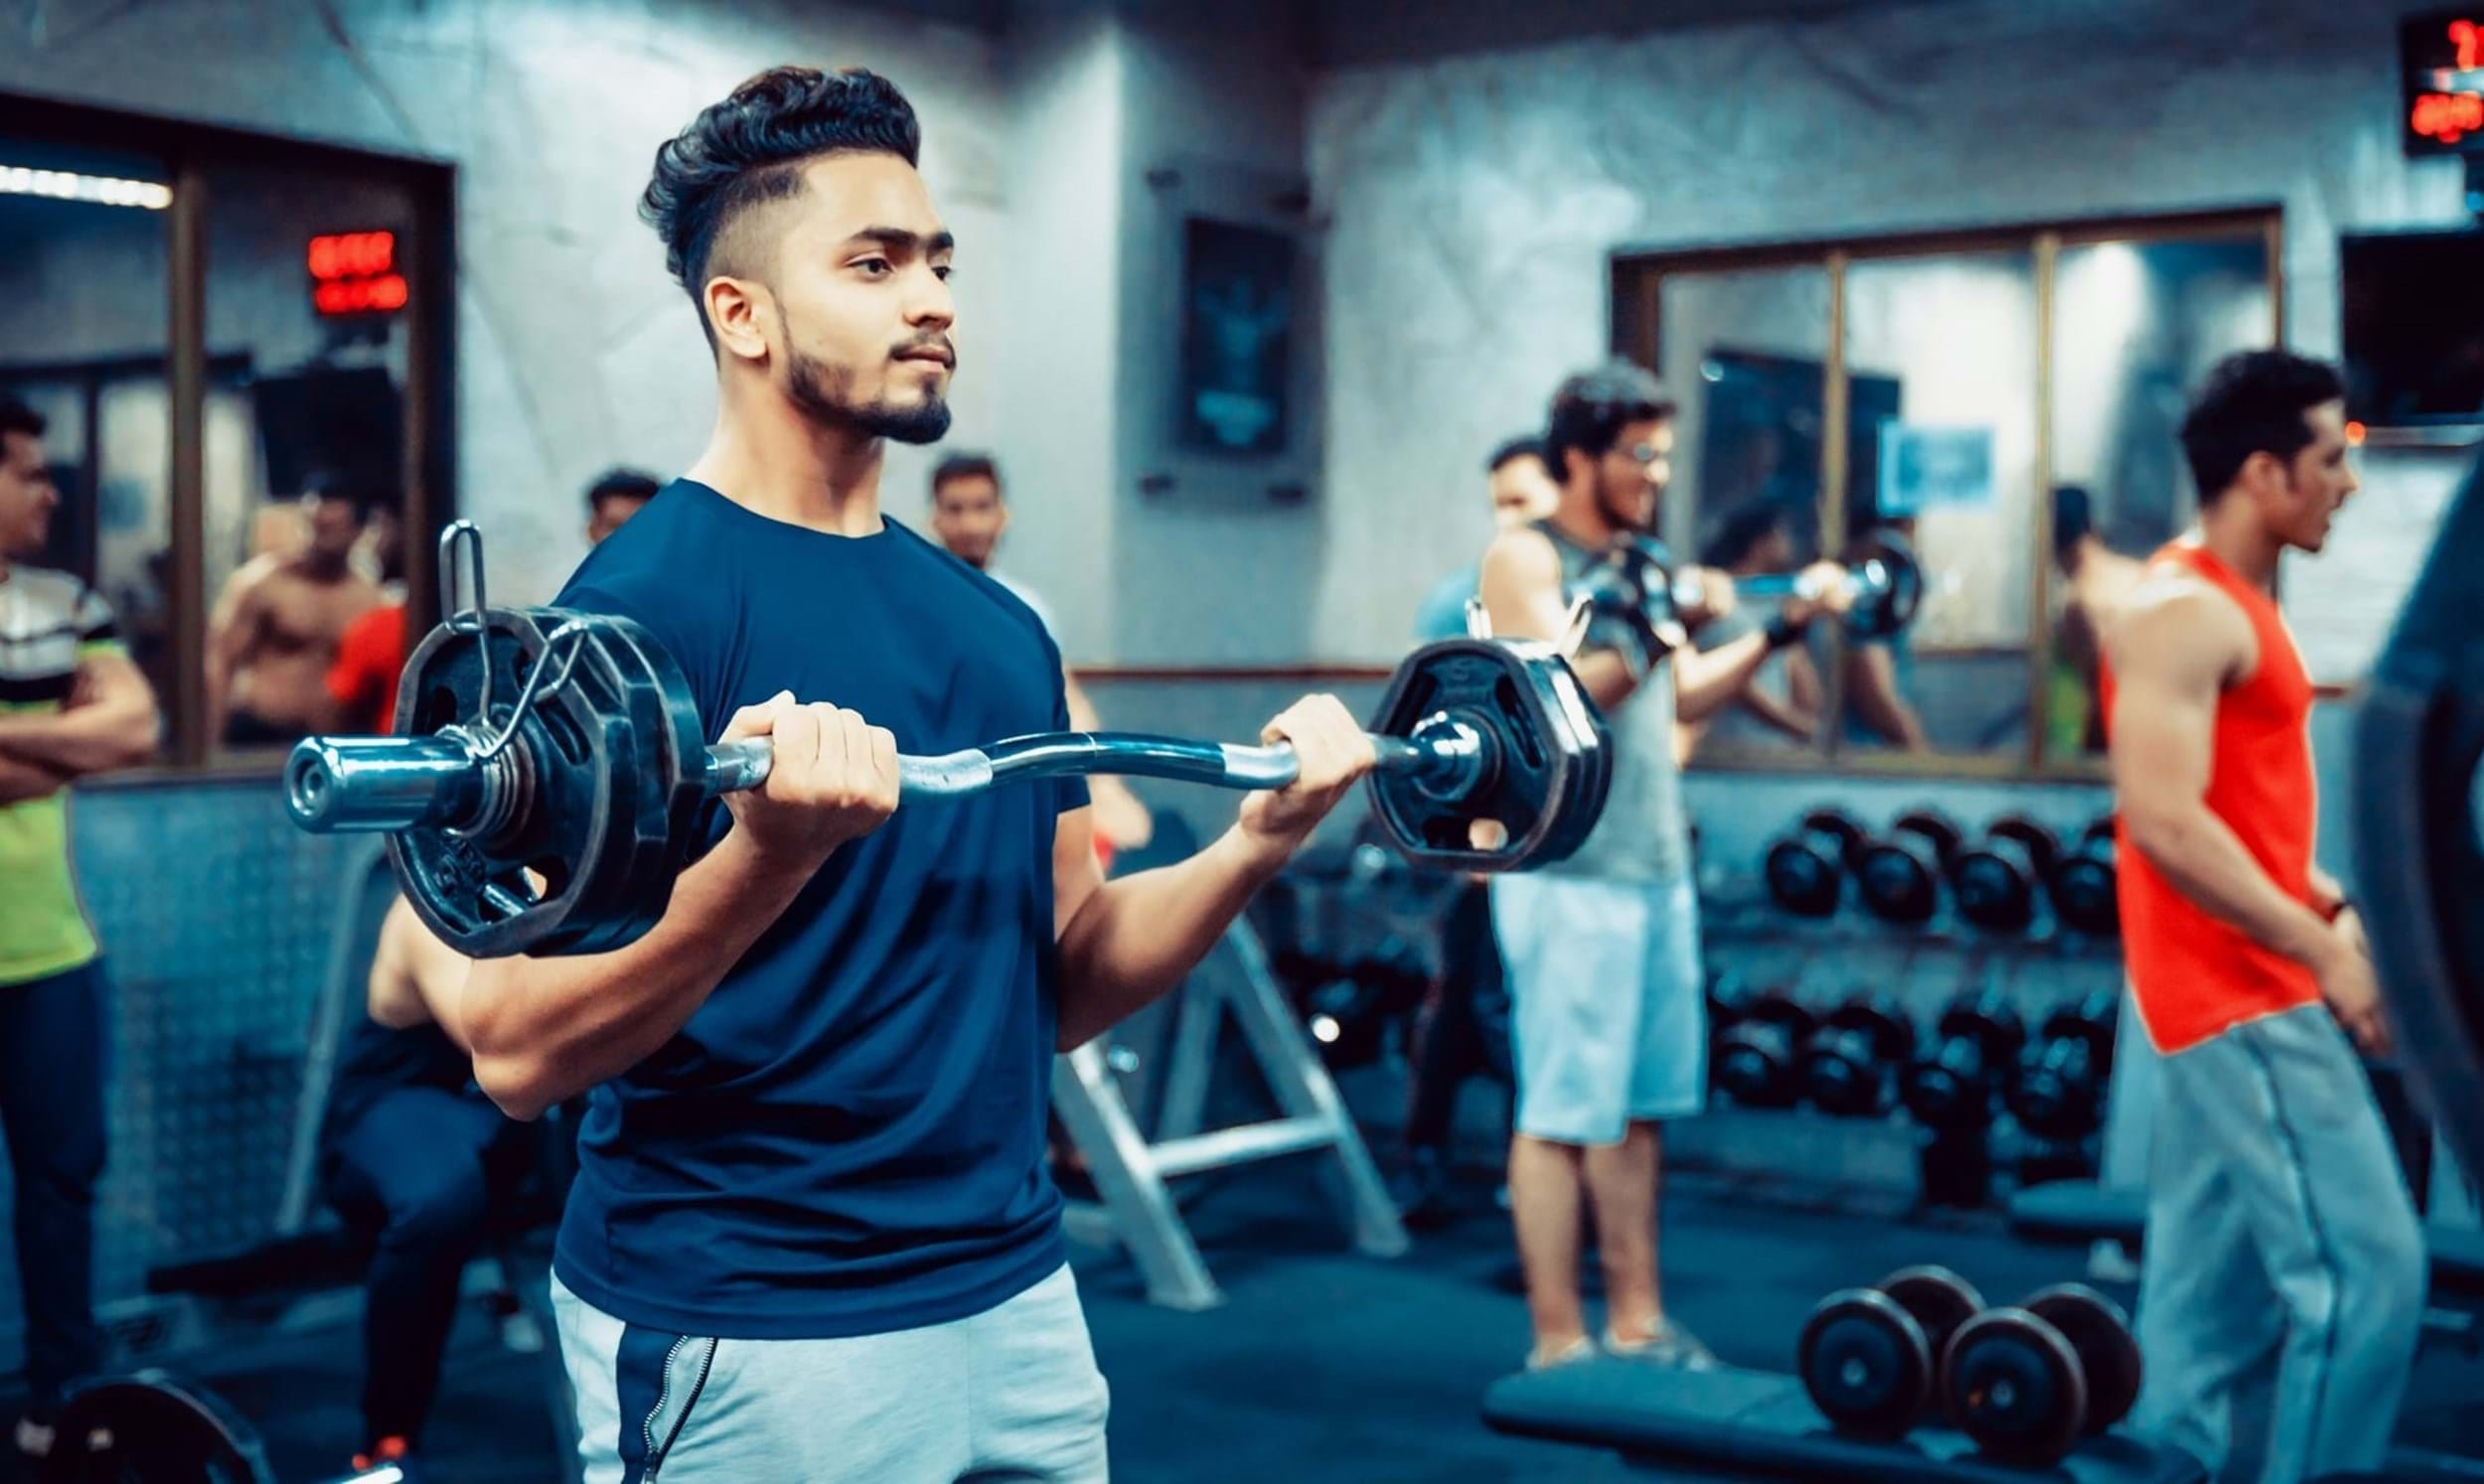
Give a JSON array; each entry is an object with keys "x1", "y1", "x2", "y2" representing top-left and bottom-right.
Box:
[
  {"x1": 1859, "y1": 835, "x2": 1941, "y2": 924},
  {"x1": 1989, "y1": 815, "x2": 2061, "y2": 877},
  {"x1": 2024, "y1": 1283, "x2": 2141, "y2": 1432},
  {"x1": 1849, "y1": 528, "x2": 1926, "y2": 640},
  {"x1": 1802, "y1": 809, "x2": 1870, "y2": 867},
  {"x1": 387, "y1": 609, "x2": 689, "y2": 959},
  {"x1": 1941, "y1": 1306, "x2": 2089, "y2": 1466},
  {"x1": 1953, "y1": 847, "x2": 2037, "y2": 932},
  {"x1": 2051, "y1": 851, "x2": 2119, "y2": 936},
  {"x1": 1799, "y1": 1287, "x2": 1935, "y2": 1439},
  {"x1": 1825, "y1": 998, "x2": 1916, "y2": 1063},
  {"x1": 1879, "y1": 1264, "x2": 1986, "y2": 1355},
  {"x1": 1765, "y1": 830, "x2": 1842, "y2": 916},
  {"x1": 44, "y1": 1371, "x2": 275, "y2": 1483},
  {"x1": 1364, "y1": 639, "x2": 1609, "y2": 872},
  {"x1": 389, "y1": 609, "x2": 619, "y2": 958},
  {"x1": 1894, "y1": 809, "x2": 1962, "y2": 864},
  {"x1": 1799, "y1": 1028, "x2": 1883, "y2": 1116}
]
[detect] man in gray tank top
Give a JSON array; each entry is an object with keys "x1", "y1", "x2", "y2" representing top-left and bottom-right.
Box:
[{"x1": 1476, "y1": 362, "x2": 1850, "y2": 1372}]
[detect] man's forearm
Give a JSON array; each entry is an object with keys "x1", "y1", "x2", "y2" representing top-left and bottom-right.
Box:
[
  {"x1": 1572, "y1": 648, "x2": 1643, "y2": 713},
  {"x1": 2127, "y1": 802, "x2": 2334, "y2": 968},
  {"x1": 0, "y1": 699, "x2": 157, "y2": 775},
  {"x1": 1673, "y1": 629, "x2": 1775, "y2": 724},
  {"x1": 1737, "y1": 683, "x2": 1816, "y2": 741},
  {"x1": 462, "y1": 831, "x2": 816, "y2": 1117},
  {"x1": 1054, "y1": 823, "x2": 1291, "y2": 1050},
  {"x1": 0, "y1": 754, "x2": 72, "y2": 804}
]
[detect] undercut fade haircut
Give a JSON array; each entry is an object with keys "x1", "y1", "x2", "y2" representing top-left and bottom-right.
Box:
[
  {"x1": 2178, "y1": 350, "x2": 2345, "y2": 501},
  {"x1": 931, "y1": 452, "x2": 1001, "y2": 499},
  {"x1": 0, "y1": 397, "x2": 44, "y2": 440},
  {"x1": 641, "y1": 66, "x2": 924, "y2": 347},
  {"x1": 1484, "y1": 435, "x2": 1542, "y2": 475},
  {"x1": 1543, "y1": 362, "x2": 1674, "y2": 478}
]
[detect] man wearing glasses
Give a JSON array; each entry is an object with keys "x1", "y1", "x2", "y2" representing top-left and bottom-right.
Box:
[{"x1": 1476, "y1": 363, "x2": 1847, "y2": 1372}]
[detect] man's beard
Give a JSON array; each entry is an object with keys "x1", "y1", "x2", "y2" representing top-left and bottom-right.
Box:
[
  {"x1": 787, "y1": 346, "x2": 952, "y2": 445},
  {"x1": 1597, "y1": 479, "x2": 1655, "y2": 536}
]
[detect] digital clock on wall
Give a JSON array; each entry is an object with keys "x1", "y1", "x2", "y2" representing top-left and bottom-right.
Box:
[{"x1": 2405, "y1": 9, "x2": 2484, "y2": 155}]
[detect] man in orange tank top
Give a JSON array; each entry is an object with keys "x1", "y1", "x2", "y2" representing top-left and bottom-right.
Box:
[{"x1": 2099, "y1": 350, "x2": 2424, "y2": 1481}]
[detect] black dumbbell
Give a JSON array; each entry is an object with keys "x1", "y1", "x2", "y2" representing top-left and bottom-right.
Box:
[
  {"x1": 1941, "y1": 1282, "x2": 2143, "y2": 1465},
  {"x1": 1714, "y1": 987, "x2": 1816, "y2": 1108},
  {"x1": 1798, "y1": 995, "x2": 1918, "y2": 1117},
  {"x1": 1950, "y1": 816, "x2": 2062, "y2": 933},
  {"x1": 1858, "y1": 810, "x2": 1963, "y2": 924},
  {"x1": 2047, "y1": 816, "x2": 2118, "y2": 936},
  {"x1": 1766, "y1": 809, "x2": 1869, "y2": 917},
  {"x1": 1798, "y1": 1264, "x2": 1987, "y2": 1440},
  {"x1": 2007, "y1": 990, "x2": 2119, "y2": 1142},
  {"x1": 1902, "y1": 987, "x2": 2027, "y2": 1130}
]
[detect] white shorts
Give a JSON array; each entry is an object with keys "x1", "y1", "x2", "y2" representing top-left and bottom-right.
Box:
[{"x1": 1489, "y1": 873, "x2": 1707, "y2": 1146}]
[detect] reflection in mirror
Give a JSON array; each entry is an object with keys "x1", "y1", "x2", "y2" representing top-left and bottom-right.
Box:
[
  {"x1": 1841, "y1": 249, "x2": 2039, "y2": 758},
  {"x1": 2046, "y1": 234, "x2": 2273, "y2": 760},
  {"x1": 0, "y1": 136, "x2": 174, "y2": 759},
  {"x1": 202, "y1": 162, "x2": 414, "y2": 752},
  {"x1": 1660, "y1": 264, "x2": 1834, "y2": 757}
]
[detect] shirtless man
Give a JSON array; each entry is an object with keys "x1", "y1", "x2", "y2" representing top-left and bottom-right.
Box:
[{"x1": 209, "y1": 491, "x2": 383, "y2": 746}]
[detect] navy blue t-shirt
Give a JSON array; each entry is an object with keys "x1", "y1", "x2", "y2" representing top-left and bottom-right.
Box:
[{"x1": 548, "y1": 480, "x2": 1088, "y2": 1338}]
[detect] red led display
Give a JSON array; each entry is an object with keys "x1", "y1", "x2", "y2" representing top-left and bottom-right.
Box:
[
  {"x1": 2406, "y1": 11, "x2": 2484, "y2": 155},
  {"x1": 307, "y1": 230, "x2": 405, "y2": 318}
]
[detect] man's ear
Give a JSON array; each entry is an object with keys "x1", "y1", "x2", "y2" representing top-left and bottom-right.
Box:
[{"x1": 705, "y1": 274, "x2": 774, "y2": 366}]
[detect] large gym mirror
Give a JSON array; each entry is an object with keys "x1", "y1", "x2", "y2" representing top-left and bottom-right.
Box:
[
  {"x1": 1840, "y1": 247, "x2": 2039, "y2": 760},
  {"x1": 2045, "y1": 231, "x2": 2276, "y2": 761},
  {"x1": 1657, "y1": 262, "x2": 1834, "y2": 759}
]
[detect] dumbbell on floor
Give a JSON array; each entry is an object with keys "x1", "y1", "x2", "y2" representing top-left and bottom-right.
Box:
[
  {"x1": 1764, "y1": 809, "x2": 1868, "y2": 918},
  {"x1": 1859, "y1": 811, "x2": 1963, "y2": 924},
  {"x1": 2007, "y1": 990, "x2": 2119, "y2": 1143},
  {"x1": 1798, "y1": 1264, "x2": 1986, "y2": 1440},
  {"x1": 1797, "y1": 995, "x2": 1917, "y2": 1117},
  {"x1": 1713, "y1": 986, "x2": 1816, "y2": 1109},
  {"x1": 2048, "y1": 816, "x2": 2119, "y2": 936},
  {"x1": 1951, "y1": 816, "x2": 2062, "y2": 934},
  {"x1": 1941, "y1": 1282, "x2": 2143, "y2": 1466}
]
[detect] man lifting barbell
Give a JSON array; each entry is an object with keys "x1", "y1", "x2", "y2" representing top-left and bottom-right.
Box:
[
  {"x1": 1475, "y1": 360, "x2": 1856, "y2": 1375},
  {"x1": 281, "y1": 68, "x2": 1606, "y2": 1484}
]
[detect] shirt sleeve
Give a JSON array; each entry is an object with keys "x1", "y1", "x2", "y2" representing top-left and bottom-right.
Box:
[
  {"x1": 1044, "y1": 638, "x2": 1090, "y2": 818},
  {"x1": 72, "y1": 581, "x2": 123, "y2": 658}
]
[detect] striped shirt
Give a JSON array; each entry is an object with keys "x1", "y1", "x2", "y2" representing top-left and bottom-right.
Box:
[{"x1": 1, "y1": 565, "x2": 118, "y2": 984}]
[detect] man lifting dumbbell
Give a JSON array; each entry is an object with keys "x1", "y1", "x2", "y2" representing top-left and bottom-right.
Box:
[
  {"x1": 2099, "y1": 350, "x2": 2424, "y2": 1481},
  {"x1": 1475, "y1": 361, "x2": 1853, "y2": 1373},
  {"x1": 440, "y1": 70, "x2": 1374, "y2": 1481}
]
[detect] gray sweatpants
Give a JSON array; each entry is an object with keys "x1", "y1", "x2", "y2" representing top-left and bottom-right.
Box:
[
  {"x1": 2129, "y1": 1004, "x2": 2427, "y2": 1482},
  {"x1": 550, "y1": 1263, "x2": 1110, "y2": 1483}
]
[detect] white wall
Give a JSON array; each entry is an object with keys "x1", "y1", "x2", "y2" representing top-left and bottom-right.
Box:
[
  {"x1": 2, "y1": 0, "x2": 1022, "y2": 607},
  {"x1": 1308, "y1": 0, "x2": 2468, "y2": 667}
]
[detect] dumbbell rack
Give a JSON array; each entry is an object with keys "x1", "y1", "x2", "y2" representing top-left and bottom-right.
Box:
[{"x1": 1050, "y1": 915, "x2": 1407, "y2": 1310}]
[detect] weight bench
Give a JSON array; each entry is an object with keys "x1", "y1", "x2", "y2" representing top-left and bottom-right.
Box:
[{"x1": 1481, "y1": 1358, "x2": 2205, "y2": 1482}]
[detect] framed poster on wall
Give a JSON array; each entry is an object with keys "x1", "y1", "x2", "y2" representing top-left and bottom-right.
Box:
[{"x1": 1178, "y1": 217, "x2": 1295, "y2": 457}]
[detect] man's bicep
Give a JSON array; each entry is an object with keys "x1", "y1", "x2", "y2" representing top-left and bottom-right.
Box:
[{"x1": 2106, "y1": 643, "x2": 2220, "y2": 812}]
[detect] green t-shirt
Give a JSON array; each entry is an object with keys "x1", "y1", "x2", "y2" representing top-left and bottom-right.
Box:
[{"x1": 1, "y1": 564, "x2": 118, "y2": 985}]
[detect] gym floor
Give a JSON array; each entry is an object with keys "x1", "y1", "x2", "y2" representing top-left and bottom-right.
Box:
[{"x1": 8, "y1": 1164, "x2": 2479, "y2": 1483}]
